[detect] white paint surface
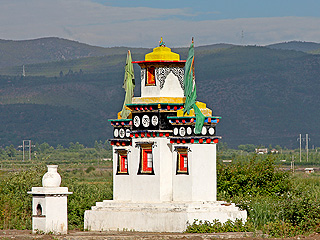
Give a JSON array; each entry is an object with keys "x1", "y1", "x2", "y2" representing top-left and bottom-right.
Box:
[
  {"x1": 141, "y1": 68, "x2": 184, "y2": 98},
  {"x1": 86, "y1": 140, "x2": 246, "y2": 232},
  {"x1": 85, "y1": 61, "x2": 246, "y2": 232},
  {"x1": 84, "y1": 201, "x2": 247, "y2": 232},
  {"x1": 28, "y1": 166, "x2": 72, "y2": 234}
]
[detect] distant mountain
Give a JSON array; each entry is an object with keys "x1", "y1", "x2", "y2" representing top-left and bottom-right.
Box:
[
  {"x1": 267, "y1": 41, "x2": 320, "y2": 53},
  {"x1": 0, "y1": 37, "x2": 152, "y2": 69},
  {"x1": 0, "y1": 38, "x2": 320, "y2": 148},
  {"x1": 0, "y1": 37, "x2": 233, "y2": 71}
]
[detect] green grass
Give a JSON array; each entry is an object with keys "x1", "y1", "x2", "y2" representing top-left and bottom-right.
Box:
[{"x1": 2, "y1": 145, "x2": 320, "y2": 235}]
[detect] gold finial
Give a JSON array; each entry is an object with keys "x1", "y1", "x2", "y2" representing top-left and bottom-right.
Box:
[
  {"x1": 159, "y1": 37, "x2": 165, "y2": 47},
  {"x1": 192, "y1": 37, "x2": 194, "y2": 44}
]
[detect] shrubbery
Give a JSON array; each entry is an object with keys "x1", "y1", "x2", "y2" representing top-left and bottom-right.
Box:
[
  {"x1": 2, "y1": 153, "x2": 320, "y2": 237},
  {"x1": 187, "y1": 156, "x2": 320, "y2": 237},
  {"x1": 186, "y1": 219, "x2": 253, "y2": 233},
  {"x1": 0, "y1": 166, "x2": 45, "y2": 229},
  {"x1": 0, "y1": 165, "x2": 112, "y2": 230}
]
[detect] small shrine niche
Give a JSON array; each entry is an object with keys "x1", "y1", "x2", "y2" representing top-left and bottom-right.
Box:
[{"x1": 36, "y1": 204, "x2": 42, "y2": 216}]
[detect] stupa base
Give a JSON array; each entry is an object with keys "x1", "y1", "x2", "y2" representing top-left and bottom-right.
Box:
[{"x1": 84, "y1": 200, "x2": 247, "y2": 232}]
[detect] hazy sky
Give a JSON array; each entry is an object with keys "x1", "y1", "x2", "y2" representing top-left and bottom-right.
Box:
[{"x1": 1, "y1": 0, "x2": 320, "y2": 47}]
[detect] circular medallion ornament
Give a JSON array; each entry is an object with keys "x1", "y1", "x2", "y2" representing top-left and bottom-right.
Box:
[
  {"x1": 114, "y1": 128, "x2": 119, "y2": 138},
  {"x1": 193, "y1": 127, "x2": 197, "y2": 134},
  {"x1": 201, "y1": 126, "x2": 207, "y2": 135},
  {"x1": 133, "y1": 116, "x2": 140, "y2": 127},
  {"x1": 173, "y1": 127, "x2": 179, "y2": 135},
  {"x1": 119, "y1": 128, "x2": 125, "y2": 138},
  {"x1": 187, "y1": 127, "x2": 192, "y2": 135},
  {"x1": 179, "y1": 127, "x2": 186, "y2": 137},
  {"x1": 142, "y1": 115, "x2": 150, "y2": 128},
  {"x1": 151, "y1": 115, "x2": 159, "y2": 126},
  {"x1": 208, "y1": 127, "x2": 215, "y2": 135},
  {"x1": 126, "y1": 129, "x2": 131, "y2": 138}
]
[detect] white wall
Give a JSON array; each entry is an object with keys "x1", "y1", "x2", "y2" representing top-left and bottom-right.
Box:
[
  {"x1": 141, "y1": 68, "x2": 184, "y2": 98},
  {"x1": 160, "y1": 72, "x2": 184, "y2": 98},
  {"x1": 114, "y1": 141, "x2": 217, "y2": 203},
  {"x1": 113, "y1": 138, "x2": 173, "y2": 202},
  {"x1": 31, "y1": 194, "x2": 68, "y2": 234},
  {"x1": 172, "y1": 143, "x2": 217, "y2": 202},
  {"x1": 45, "y1": 196, "x2": 68, "y2": 234},
  {"x1": 190, "y1": 144, "x2": 217, "y2": 201},
  {"x1": 32, "y1": 196, "x2": 46, "y2": 232},
  {"x1": 113, "y1": 146, "x2": 133, "y2": 201}
]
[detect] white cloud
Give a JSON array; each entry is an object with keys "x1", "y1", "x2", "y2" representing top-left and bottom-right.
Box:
[{"x1": 0, "y1": 0, "x2": 320, "y2": 47}]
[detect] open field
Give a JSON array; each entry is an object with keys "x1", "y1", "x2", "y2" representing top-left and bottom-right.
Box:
[{"x1": 1, "y1": 145, "x2": 320, "y2": 238}]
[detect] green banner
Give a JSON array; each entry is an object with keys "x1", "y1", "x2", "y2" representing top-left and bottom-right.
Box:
[
  {"x1": 120, "y1": 50, "x2": 135, "y2": 119},
  {"x1": 183, "y1": 40, "x2": 205, "y2": 134}
]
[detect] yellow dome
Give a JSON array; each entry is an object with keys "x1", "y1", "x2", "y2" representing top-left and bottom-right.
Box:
[{"x1": 145, "y1": 40, "x2": 180, "y2": 61}]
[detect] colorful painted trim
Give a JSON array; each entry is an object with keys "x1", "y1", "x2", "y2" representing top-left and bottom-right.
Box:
[
  {"x1": 110, "y1": 139, "x2": 132, "y2": 146},
  {"x1": 133, "y1": 60, "x2": 186, "y2": 63},
  {"x1": 126, "y1": 103, "x2": 184, "y2": 112},
  {"x1": 109, "y1": 119, "x2": 132, "y2": 126},
  {"x1": 168, "y1": 116, "x2": 221, "y2": 124},
  {"x1": 170, "y1": 136, "x2": 221, "y2": 144},
  {"x1": 131, "y1": 130, "x2": 171, "y2": 138},
  {"x1": 132, "y1": 97, "x2": 186, "y2": 104}
]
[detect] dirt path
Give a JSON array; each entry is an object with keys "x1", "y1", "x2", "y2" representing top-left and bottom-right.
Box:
[{"x1": 1, "y1": 230, "x2": 320, "y2": 240}]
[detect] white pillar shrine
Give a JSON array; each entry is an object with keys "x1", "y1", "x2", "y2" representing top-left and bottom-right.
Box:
[
  {"x1": 28, "y1": 165, "x2": 72, "y2": 234},
  {"x1": 84, "y1": 40, "x2": 246, "y2": 232}
]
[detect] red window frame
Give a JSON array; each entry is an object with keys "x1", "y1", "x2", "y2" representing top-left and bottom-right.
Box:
[
  {"x1": 119, "y1": 155, "x2": 128, "y2": 173},
  {"x1": 179, "y1": 153, "x2": 188, "y2": 172},
  {"x1": 117, "y1": 150, "x2": 128, "y2": 174},
  {"x1": 176, "y1": 148, "x2": 188, "y2": 174},
  {"x1": 146, "y1": 67, "x2": 156, "y2": 85},
  {"x1": 142, "y1": 148, "x2": 153, "y2": 173},
  {"x1": 138, "y1": 143, "x2": 154, "y2": 174}
]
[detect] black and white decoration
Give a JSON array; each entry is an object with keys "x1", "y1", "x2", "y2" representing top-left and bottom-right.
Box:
[
  {"x1": 132, "y1": 113, "x2": 160, "y2": 131},
  {"x1": 113, "y1": 127, "x2": 132, "y2": 139},
  {"x1": 155, "y1": 67, "x2": 184, "y2": 89},
  {"x1": 173, "y1": 125, "x2": 216, "y2": 137}
]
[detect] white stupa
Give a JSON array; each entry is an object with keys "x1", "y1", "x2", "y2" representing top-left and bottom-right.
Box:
[
  {"x1": 84, "y1": 39, "x2": 246, "y2": 232},
  {"x1": 28, "y1": 165, "x2": 72, "y2": 234}
]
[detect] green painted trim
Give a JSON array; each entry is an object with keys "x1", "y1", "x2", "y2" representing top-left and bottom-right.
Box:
[
  {"x1": 108, "y1": 119, "x2": 132, "y2": 122},
  {"x1": 126, "y1": 103, "x2": 184, "y2": 106},
  {"x1": 167, "y1": 116, "x2": 221, "y2": 119},
  {"x1": 126, "y1": 103, "x2": 158, "y2": 106}
]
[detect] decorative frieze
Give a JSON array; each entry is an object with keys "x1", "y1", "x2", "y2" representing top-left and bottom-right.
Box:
[{"x1": 155, "y1": 67, "x2": 184, "y2": 89}]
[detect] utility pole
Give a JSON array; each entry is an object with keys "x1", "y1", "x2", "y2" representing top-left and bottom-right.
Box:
[
  {"x1": 306, "y1": 134, "x2": 310, "y2": 162},
  {"x1": 291, "y1": 155, "x2": 295, "y2": 173},
  {"x1": 23, "y1": 140, "x2": 31, "y2": 161},
  {"x1": 297, "y1": 134, "x2": 302, "y2": 162}
]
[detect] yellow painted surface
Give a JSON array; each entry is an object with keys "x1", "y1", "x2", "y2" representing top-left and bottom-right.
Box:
[
  {"x1": 195, "y1": 101, "x2": 206, "y2": 109},
  {"x1": 117, "y1": 111, "x2": 132, "y2": 120},
  {"x1": 145, "y1": 46, "x2": 180, "y2": 61},
  {"x1": 176, "y1": 101, "x2": 212, "y2": 117},
  {"x1": 132, "y1": 97, "x2": 186, "y2": 104},
  {"x1": 130, "y1": 98, "x2": 212, "y2": 116}
]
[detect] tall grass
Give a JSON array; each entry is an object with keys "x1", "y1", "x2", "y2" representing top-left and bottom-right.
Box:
[
  {"x1": 215, "y1": 157, "x2": 320, "y2": 237},
  {"x1": 0, "y1": 165, "x2": 113, "y2": 230}
]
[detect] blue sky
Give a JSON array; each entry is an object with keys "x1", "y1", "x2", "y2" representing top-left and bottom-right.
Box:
[
  {"x1": 96, "y1": 0, "x2": 320, "y2": 20},
  {"x1": 1, "y1": 0, "x2": 320, "y2": 47}
]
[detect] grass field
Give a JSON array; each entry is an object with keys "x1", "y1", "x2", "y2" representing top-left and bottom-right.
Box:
[{"x1": 1, "y1": 145, "x2": 320, "y2": 237}]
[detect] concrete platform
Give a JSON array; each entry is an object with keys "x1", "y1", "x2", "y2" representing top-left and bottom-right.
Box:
[{"x1": 84, "y1": 201, "x2": 247, "y2": 232}]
